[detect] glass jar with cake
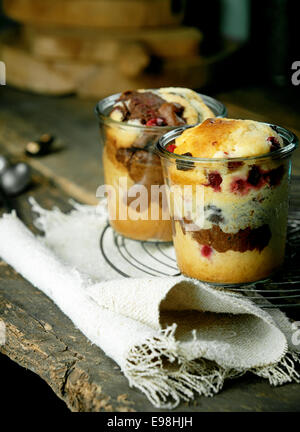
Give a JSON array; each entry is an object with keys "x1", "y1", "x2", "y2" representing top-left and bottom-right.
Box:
[
  {"x1": 156, "y1": 118, "x2": 298, "y2": 284},
  {"x1": 95, "y1": 88, "x2": 227, "y2": 242}
]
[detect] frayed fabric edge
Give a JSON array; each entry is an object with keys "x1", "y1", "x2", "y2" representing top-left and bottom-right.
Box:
[
  {"x1": 124, "y1": 325, "x2": 236, "y2": 409},
  {"x1": 252, "y1": 351, "x2": 300, "y2": 386},
  {"x1": 124, "y1": 325, "x2": 300, "y2": 409}
]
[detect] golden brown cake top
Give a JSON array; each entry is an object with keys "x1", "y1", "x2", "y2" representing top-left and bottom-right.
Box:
[{"x1": 174, "y1": 118, "x2": 284, "y2": 158}]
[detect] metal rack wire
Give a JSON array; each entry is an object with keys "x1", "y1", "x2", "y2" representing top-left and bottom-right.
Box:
[{"x1": 100, "y1": 211, "x2": 300, "y2": 309}]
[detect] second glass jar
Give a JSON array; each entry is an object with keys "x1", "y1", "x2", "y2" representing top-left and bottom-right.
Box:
[{"x1": 95, "y1": 93, "x2": 227, "y2": 242}]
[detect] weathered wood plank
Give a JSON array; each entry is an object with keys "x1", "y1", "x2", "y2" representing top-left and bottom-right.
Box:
[{"x1": 1, "y1": 268, "x2": 137, "y2": 412}]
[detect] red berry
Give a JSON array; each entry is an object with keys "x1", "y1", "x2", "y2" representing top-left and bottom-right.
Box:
[
  {"x1": 166, "y1": 144, "x2": 177, "y2": 153},
  {"x1": 201, "y1": 245, "x2": 212, "y2": 258},
  {"x1": 206, "y1": 172, "x2": 222, "y2": 192},
  {"x1": 230, "y1": 178, "x2": 249, "y2": 195}
]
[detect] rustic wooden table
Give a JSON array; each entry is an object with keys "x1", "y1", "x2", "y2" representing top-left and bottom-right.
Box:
[{"x1": 0, "y1": 85, "x2": 300, "y2": 412}]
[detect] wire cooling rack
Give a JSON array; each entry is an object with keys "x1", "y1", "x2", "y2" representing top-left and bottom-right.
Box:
[
  {"x1": 99, "y1": 213, "x2": 300, "y2": 309},
  {"x1": 100, "y1": 177, "x2": 300, "y2": 309},
  {"x1": 100, "y1": 224, "x2": 179, "y2": 278}
]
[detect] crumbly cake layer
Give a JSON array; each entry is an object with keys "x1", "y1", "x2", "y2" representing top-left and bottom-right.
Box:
[{"x1": 168, "y1": 160, "x2": 288, "y2": 233}]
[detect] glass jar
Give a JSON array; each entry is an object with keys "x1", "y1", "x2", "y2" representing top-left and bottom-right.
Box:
[
  {"x1": 156, "y1": 124, "x2": 298, "y2": 283},
  {"x1": 95, "y1": 93, "x2": 227, "y2": 242}
]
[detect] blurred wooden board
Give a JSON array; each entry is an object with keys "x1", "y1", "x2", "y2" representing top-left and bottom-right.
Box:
[
  {"x1": 0, "y1": 42, "x2": 97, "y2": 95},
  {"x1": 78, "y1": 56, "x2": 210, "y2": 98},
  {"x1": 24, "y1": 26, "x2": 202, "y2": 62},
  {"x1": 3, "y1": 0, "x2": 184, "y2": 28},
  {"x1": 0, "y1": 42, "x2": 207, "y2": 96}
]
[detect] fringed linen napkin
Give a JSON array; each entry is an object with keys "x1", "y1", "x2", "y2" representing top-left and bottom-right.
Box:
[{"x1": 0, "y1": 199, "x2": 299, "y2": 409}]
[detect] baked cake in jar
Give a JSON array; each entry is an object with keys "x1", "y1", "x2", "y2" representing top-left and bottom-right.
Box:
[
  {"x1": 157, "y1": 118, "x2": 297, "y2": 283},
  {"x1": 96, "y1": 88, "x2": 226, "y2": 241}
]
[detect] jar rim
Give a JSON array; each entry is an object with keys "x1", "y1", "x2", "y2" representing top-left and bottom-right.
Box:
[
  {"x1": 155, "y1": 123, "x2": 299, "y2": 164},
  {"x1": 94, "y1": 91, "x2": 228, "y2": 131}
]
